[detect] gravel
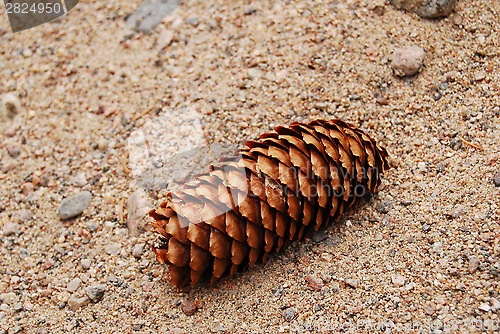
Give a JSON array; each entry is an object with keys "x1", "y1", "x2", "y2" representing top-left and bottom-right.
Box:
[
  {"x1": 180, "y1": 299, "x2": 198, "y2": 316},
  {"x1": 0, "y1": 0, "x2": 498, "y2": 332},
  {"x1": 391, "y1": 46, "x2": 426, "y2": 76},
  {"x1": 126, "y1": 0, "x2": 179, "y2": 33},
  {"x1": 493, "y1": 172, "x2": 500, "y2": 187},
  {"x1": 68, "y1": 296, "x2": 90, "y2": 311},
  {"x1": 282, "y1": 307, "x2": 297, "y2": 321},
  {"x1": 389, "y1": 0, "x2": 457, "y2": 18},
  {"x1": 85, "y1": 285, "x2": 107, "y2": 303},
  {"x1": 57, "y1": 191, "x2": 93, "y2": 220}
]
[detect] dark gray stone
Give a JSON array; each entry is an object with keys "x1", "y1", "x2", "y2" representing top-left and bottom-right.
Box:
[{"x1": 86, "y1": 284, "x2": 107, "y2": 303}]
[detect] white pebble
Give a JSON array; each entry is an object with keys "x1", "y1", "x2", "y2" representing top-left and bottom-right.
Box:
[
  {"x1": 392, "y1": 275, "x2": 406, "y2": 287},
  {"x1": 81, "y1": 259, "x2": 92, "y2": 270},
  {"x1": 66, "y1": 278, "x2": 82, "y2": 293}
]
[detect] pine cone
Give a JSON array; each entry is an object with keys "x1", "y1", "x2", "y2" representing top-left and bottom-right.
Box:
[{"x1": 149, "y1": 119, "x2": 389, "y2": 289}]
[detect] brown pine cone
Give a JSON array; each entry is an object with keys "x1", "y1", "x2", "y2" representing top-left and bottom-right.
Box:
[{"x1": 149, "y1": 119, "x2": 389, "y2": 289}]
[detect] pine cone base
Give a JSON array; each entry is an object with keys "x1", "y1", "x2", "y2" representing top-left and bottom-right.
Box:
[{"x1": 149, "y1": 119, "x2": 389, "y2": 289}]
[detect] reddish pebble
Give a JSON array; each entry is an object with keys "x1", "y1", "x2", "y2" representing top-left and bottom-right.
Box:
[
  {"x1": 22, "y1": 182, "x2": 34, "y2": 194},
  {"x1": 305, "y1": 274, "x2": 324, "y2": 291},
  {"x1": 180, "y1": 299, "x2": 198, "y2": 316}
]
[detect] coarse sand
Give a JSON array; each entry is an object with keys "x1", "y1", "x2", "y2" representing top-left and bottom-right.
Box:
[{"x1": 0, "y1": 0, "x2": 499, "y2": 333}]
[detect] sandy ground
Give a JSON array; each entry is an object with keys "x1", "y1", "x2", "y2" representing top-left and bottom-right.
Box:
[{"x1": 0, "y1": 0, "x2": 499, "y2": 333}]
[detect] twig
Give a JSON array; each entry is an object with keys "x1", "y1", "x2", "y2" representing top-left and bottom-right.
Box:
[{"x1": 458, "y1": 136, "x2": 485, "y2": 151}]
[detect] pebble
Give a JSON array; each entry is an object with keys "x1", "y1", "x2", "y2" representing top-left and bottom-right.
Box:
[
  {"x1": 13, "y1": 303, "x2": 23, "y2": 312},
  {"x1": 345, "y1": 279, "x2": 359, "y2": 288},
  {"x1": 157, "y1": 29, "x2": 174, "y2": 50},
  {"x1": 376, "y1": 200, "x2": 393, "y2": 214},
  {"x1": 85, "y1": 284, "x2": 107, "y2": 303},
  {"x1": 391, "y1": 46, "x2": 426, "y2": 77},
  {"x1": 105, "y1": 243, "x2": 121, "y2": 255},
  {"x1": 392, "y1": 275, "x2": 406, "y2": 287},
  {"x1": 126, "y1": 0, "x2": 179, "y2": 33},
  {"x1": 493, "y1": 172, "x2": 500, "y2": 187},
  {"x1": 478, "y1": 303, "x2": 491, "y2": 312},
  {"x1": 58, "y1": 191, "x2": 92, "y2": 220},
  {"x1": 73, "y1": 172, "x2": 88, "y2": 187},
  {"x1": 1, "y1": 93, "x2": 21, "y2": 120},
  {"x1": 180, "y1": 299, "x2": 198, "y2": 316},
  {"x1": 81, "y1": 258, "x2": 92, "y2": 270},
  {"x1": 491, "y1": 298, "x2": 500, "y2": 312},
  {"x1": 283, "y1": 307, "x2": 297, "y2": 321},
  {"x1": 132, "y1": 243, "x2": 145, "y2": 258},
  {"x1": 473, "y1": 71, "x2": 487, "y2": 82},
  {"x1": 468, "y1": 255, "x2": 480, "y2": 273},
  {"x1": 389, "y1": 0, "x2": 457, "y2": 18},
  {"x1": 448, "y1": 205, "x2": 466, "y2": 219},
  {"x1": 305, "y1": 275, "x2": 324, "y2": 291},
  {"x1": 7, "y1": 145, "x2": 21, "y2": 158},
  {"x1": 3, "y1": 222, "x2": 20, "y2": 236},
  {"x1": 211, "y1": 320, "x2": 225, "y2": 332},
  {"x1": 67, "y1": 278, "x2": 82, "y2": 293},
  {"x1": 68, "y1": 295, "x2": 90, "y2": 311},
  {"x1": 0, "y1": 292, "x2": 18, "y2": 304}
]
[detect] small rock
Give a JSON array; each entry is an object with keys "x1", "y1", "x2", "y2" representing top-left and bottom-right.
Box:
[
  {"x1": 7, "y1": 145, "x2": 21, "y2": 158},
  {"x1": 1, "y1": 93, "x2": 21, "y2": 120},
  {"x1": 391, "y1": 46, "x2": 426, "y2": 77},
  {"x1": 493, "y1": 172, "x2": 500, "y2": 187},
  {"x1": 132, "y1": 243, "x2": 145, "y2": 258},
  {"x1": 58, "y1": 191, "x2": 92, "y2": 220},
  {"x1": 13, "y1": 302, "x2": 23, "y2": 312},
  {"x1": 392, "y1": 275, "x2": 406, "y2": 287},
  {"x1": 180, "y1": 299, "x2": 198, "y2": 316},
  {"x1": 305, "y1": 275, "x2": 324, "y2": 291},
  {"x1": 247, "y1": 67, "x2": 263, "y2": 80},
  {"x1": 376, "y1": 200, "x2": 393, "y2": 214},
  {"x1": 3, "y1": 222, "x2": 20, "y2": 236},
  {"x1": 105, "y1": 243, "x2": 121, "y2": 255},
  {"x1": 68, "y1": 295, "x2": 90, "y2": 311},
  {"x1": 211, "y1": 320, "x2": 225, "y2": 332},
  {"x1": 320, "y1": 252, "x2": 333, "y2": 262},
  {"x1": 67, "y1": 278, "x2": 82, "y2": 293},
  {"x1": 18, "y1": 209, "x2": 33, "y2": 222},
  {"x1": 73, "y1": 172, "x2": 88, "y2": 187},
  {"x1": 473, "y1": 71, "x2": 487, "y2": 82},
  {"x1": 86, "y1": 284, "x2": 106, "y2": 303},
  {"x1": 478, "y1": 303, "x2": 491, "y2": 312},
  {"x1": 389, "y1": 0, "x2": 456, "y2": 18},
  {"x1": 283, "y1": 307, "x2": 297, "y2": 321},
  {"x1": 81, "y1": 259, "x2": 92, "y2": 270},
  {"x1": 491, "y1": 298, "x2": 500, "y2": 312},
  {"x1": 345, "y1": 279, "x2": 359, "y2": 288},
  {"x1": 424, "y1": 301, "x2": 436, "y2": 315},
  {"x1": 0, "y1": 292, "x2": 18, "y2": 304},
  {"x1": 185, "y1": 17, "x2": 199, "y2": 26},
  {"x1": 447, "y1": 205, "x2": 466, "y2": 219},
  {"x1": 157, "y1": 29, "x2": 174, "y2": 50},
  {"x1": 468, "y1": 255, "x2": 480, "y2": 273},
  {"x1": 432, "y1": 242, "x2": 442, "y2": 252},
  {"x1": 126, "y1": 0, "x2": 180, "y2": 33},
  {"x1": 22, "y1": 182, "x2": 34, "y2": 195}
]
